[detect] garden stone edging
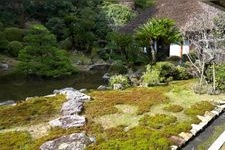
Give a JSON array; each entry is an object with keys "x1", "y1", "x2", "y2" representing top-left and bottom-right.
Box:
[
  {"x1": 170, "y1": 101, "x2": 225, "y2": 150},
  {"x1": 40, "y1": 88, "x2": 93, "y2": 150}
]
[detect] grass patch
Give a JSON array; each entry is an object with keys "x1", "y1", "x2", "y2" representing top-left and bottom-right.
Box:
[
  {"x1": 0, "y1": 131, "x2": 32, "y2": 150},
  {"x1": 86, "y1": 88, "x2": 168, "y2": 119},
  {"x1": 0, "y1": 94, "x2": 66, "y2": 129},
  {"x1": 163, "y1": 105, "x2": 184, "y2": 112},
  {"x1": 184, "y1": 101, "x2": 215, "y2": 117}
]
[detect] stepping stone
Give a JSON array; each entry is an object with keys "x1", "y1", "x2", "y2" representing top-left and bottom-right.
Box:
[{"x1": 178, "y1": 132, "x2": 193, "y2": 141}]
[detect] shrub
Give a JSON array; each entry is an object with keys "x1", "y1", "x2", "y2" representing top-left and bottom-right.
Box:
[
  {"x1": 176, "y1": 66, "x2": 191, "y2": 80},
  {"x1": 60, "y1": 38, "x2": 73, "y2": 51},
  {"x1": 156, "y1": 62, "x2": 179, "y2": 82},
  {"x1": 108, "y1": 60, "x2": 127, "y2": 74},
  {"x1": 163, "y1": 105, "x2": 184, "y2": 112},
  {"x1": 141, "y1": 64, "x2": 160, "y2": 86},
  {"x1": 109, "y1": 74, "x2": 130, "y2": 88},
  {"x1": 0, "y1": 32, "x2": 9, "y2": 52},
  {"x1": 3, "y1": 27, "x2": 24, "y2": 42},
  {"x1": 167, "y1": 56, "x2": 181, "y2": 65},
  {"x1": 184, "y1": 101, "x2": 215, "y2": 117},
  {"x1": 134, "y1": 0, "x2": 155, "y2": 9},
  {"x1": 8, "y1": 41, "x2": 23, "y2": 57},
  {"x1": 139, "y1": 114, "x2": 177, "y2": 129}
]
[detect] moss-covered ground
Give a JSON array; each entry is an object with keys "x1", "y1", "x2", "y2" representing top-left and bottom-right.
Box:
[{"x1": 0, "y1": 80, "x2": 223, "y2": 150}]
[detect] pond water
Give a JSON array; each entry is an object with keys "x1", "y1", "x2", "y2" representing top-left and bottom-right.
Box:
[{"x1": 0, "y1": 70, "x2": 106, "y2": 102}]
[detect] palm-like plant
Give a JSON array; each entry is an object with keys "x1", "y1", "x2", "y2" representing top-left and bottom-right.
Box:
[{"x1": 135, "y1": 18, "x2": 181, "y2": 63}]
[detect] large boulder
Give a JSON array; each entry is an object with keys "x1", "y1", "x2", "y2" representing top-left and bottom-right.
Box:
[
  {"x1": 49, "y1": 115, "x2": 85, "y2": 129},
  {"x1": 40, "y1": 133, "x2": 92, "y2": 150}
]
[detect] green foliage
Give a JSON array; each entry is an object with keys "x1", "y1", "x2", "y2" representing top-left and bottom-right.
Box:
[
  {"x1": 176, "y1": 66, "x2": 191, "y2": 80},
  {"x1": 0, "y1": 22, "x2": 4, "y2": 31},
  {"x1": 46, "y1": 17, "x2": 66, "y2": 41},
  {"x1": 102, "y1": 2, "x2": 136, "y2": 30},
  {"x1": 141, "y1": 64, "x2": 160, "y2": 86},
  {"x1": 136, "y1": 18, "x2": 181, "y2": 46},
  {"x1": 156, "y1": 62, "x2": 179, "y2": 82},
  {"x1": 0, "y1": 31, "x2": 9, "y2": 52},
  {"x1": 0, "y1": 94, "x2": 66, "y2": 129},
  {"x1": 8, "y1": 41, "x2": 23, "y2": 57},
  {"x1": 17, "y1": 24, "x2": 74, "y2": 78},
  {"x1": 134, "y1": 0, "x2": 155, "y2": 9},
  {"x1": 163, "y1": 121, "x2": 192, "y2": 136},
  {"x1": 215, "y1": 65, "x2": 225, "y2": 91},
  {"x1": 106, "y1": 32, "x2": 134, "y2": 61},
  {"x1": 139, "y1": 114, "x2": 177, "y2": 129},
  {"x1": 184, "y1": 101, "x2": 215, "y2": 117},
  {"x1": 3, "y1": 27, "x2": 23, "y2": 42},
  {"x1": 163, "y1": 105, "x2": 184, "y2": 112},
  {"x1": 0, "y1": 131, "x2": 32, "y2": 150},
  {"x1": 109, "y1": 60, "x2": 128, "y2": 74},
  {"x1": 109, "y1": 74, "x2": 130, "y2": 88},
  {"x1": 206, "y1": 65, "x2": 225, "y2": 91}
]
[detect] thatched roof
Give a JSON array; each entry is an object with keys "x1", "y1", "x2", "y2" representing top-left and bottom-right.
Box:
[{"x1": 119, "y1": 0, "x2": 224, "y2": 33}]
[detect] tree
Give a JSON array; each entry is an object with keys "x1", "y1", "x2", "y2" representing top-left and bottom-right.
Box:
[
  {"x1": 183, "y1": 10, "x2": 225, "y2": 94},
  {"x1": 107, "y1": 32, "x2": 133, "y2": 62},
  {"x1": 135, "y1": 18, "x2": 181, "y2": 64},
  {"x1": 17, "y1": 24, "x2": 74, "y2": 78}
]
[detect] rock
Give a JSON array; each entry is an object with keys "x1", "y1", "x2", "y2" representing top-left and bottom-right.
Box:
[
  {"x1": 113, "y1": 84, "x2": 123, "y2": 90},
  {"x1": 54, "y1": 88, "x2": 91, "y2": 102},
  {"x1": 0, "y1": 63, "x2": 9, "y2": 70},
  {"x1": 178, "y1": 132, "x2": 193, "y2": 141},
  {"x1": 61, "y1": 100, "x2": 83, "y2": 115},
  {"x1": 171, "y1": 145, "x2": 178, "y2": 150},
  {"x1": 79, "y1": 89, "x2": 87, "y2": 93},
  {"x1": 0, "y1": 100, "x2": 16, "y2": 106},
  {"x1": 169, "y1": 136, "x2": 185, "y2": 146},
  {"x1": 49, "y1": 115, "x2": 85, "y2": 129},
  {"x1": 97, "y1": 85, "x2": 107, "y2": 91},
  {"x1": 191, "y1": 124, "x2": 203, "y2": 131},
  {"x1": 102, "y1": 73, "x2": 110, "y2": 81},
  {"x1": 40, "y1": 133, "x2": 92, "y2": 150}
]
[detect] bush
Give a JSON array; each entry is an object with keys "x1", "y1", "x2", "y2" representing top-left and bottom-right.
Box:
[
  {"x1": 8, "y1": 41, "x2": 23, "y2": 57},
  {"x1": 3, "y1": 27, "x2": 24, "y2": 42},
  {"x1": 176, "y1": 66, "x2": 191, "y2": 80},
  {"x1": 156, "y1": 62, "x2": 179, "y2": 82},
  {"x1": 141, "y1": 64, "x2": 160, "y2": 86},
  {"x1": 0, "y1": 32, "x2": 9, "y2": 52},
  {"x1": 163, "y1": 105, "x2": 184, "y2": 112},
  {"x1": 134, "y1": 0, "x2": 155, "y2": 9},
  {"x1": 167, "y1": 56, "x2": 181, "y2": 65},
  {"x1": 109, "y1": 74, "x2": 130, "y2": 88},
  {"x1": 108, "y1": 60, "x2": 127, "y2": 74},
  {"x1": 60, "y1": 38, "x2": 73, "y2": 51},
  {"x1": 184, "y1": 101, "x2": 215, "y2": 117},
  {"x1": 139, "y1": 114, "x2": 177, "y2": 129}
]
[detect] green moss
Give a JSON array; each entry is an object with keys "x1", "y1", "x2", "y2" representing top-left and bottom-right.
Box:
[
  {"x1": 139, "y1": 114, "x2": 177, "y2": 129},
  {"x1": 0, "y1": 94, "x2": 66, "y2": 129},
  {"x1": 163, "y1": 122, "x2": 192, "y2": 137},
  {"x1": 184, "y1": 101, "x2": 215, "y2": 117},
  {"x1": 163, "y1": 105, "x2": 184, "y2": 112},
  {"x1": 0, "y1": 131, "x2": 32, "y2": 150}
]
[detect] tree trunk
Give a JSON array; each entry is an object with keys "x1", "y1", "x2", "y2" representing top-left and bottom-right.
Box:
[{"x1": 212, "y1": 62, "x2": 216, "y2": 91}]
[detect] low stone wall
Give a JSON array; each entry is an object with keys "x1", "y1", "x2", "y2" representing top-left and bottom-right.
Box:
[{"x1": 170, "y1": 101, "x2": 225, "y2": 150}]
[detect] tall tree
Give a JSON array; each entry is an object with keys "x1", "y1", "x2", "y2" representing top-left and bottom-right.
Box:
[{"x1": 17, "y1": 24, "x2": 74, "y2": 78}]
